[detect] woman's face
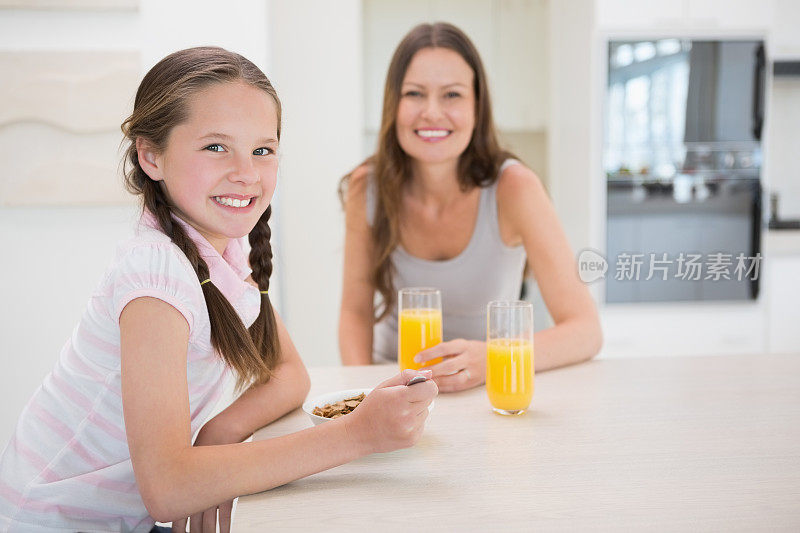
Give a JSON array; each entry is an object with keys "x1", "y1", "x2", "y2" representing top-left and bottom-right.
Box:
[{"x1": 395, "y1": 47, "x2": 476, "y2": 167}]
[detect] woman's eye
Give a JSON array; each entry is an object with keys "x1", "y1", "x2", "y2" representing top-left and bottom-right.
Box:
[
  {"x1": 253, "y1": 147, "x2": 274, "y2": 156},
  {"x1": 204, "y1": 144, "x2": 225, "y2": 152},
  {"x1": 403, "y1": 90, "x2": 423, "y2": 97},
  {"x1": 445, "y1": 91, "x2": 461, "y2": 99}
]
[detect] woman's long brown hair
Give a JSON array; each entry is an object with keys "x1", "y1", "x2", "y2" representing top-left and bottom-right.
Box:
[
  {"x1": 340, "y1": 23, "x2": 516, "y2": 320},
  {"x1": 121, "y1": 46, "x2": 281, "y2": 390}
]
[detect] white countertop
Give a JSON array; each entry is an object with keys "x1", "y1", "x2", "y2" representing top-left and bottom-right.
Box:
[
  {"x1": 765, "y1": 229, "x2": 800, "y2": 256},
  {"x1": 233, "y1": 356, "x2": 800, "y2": 531}
]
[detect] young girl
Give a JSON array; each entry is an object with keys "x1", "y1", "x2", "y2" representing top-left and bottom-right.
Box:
[
  {"x1": 0, "y1": 47, "x2": 436, "y2": 533},
  {"x1": 339, "y1": 23, "x2": 603, "y2": 390}
]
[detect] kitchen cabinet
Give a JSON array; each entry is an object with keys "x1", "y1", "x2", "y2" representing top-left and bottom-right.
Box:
[
  {"x1": 765, "y1": 231, "x2": 800, "y2": 354},
  {"x1": 596, "y1": 0, "x2": 774, "y2": 32},
  {"x1": 771, "y1": 0, "x2": 800, "y2": 59}
]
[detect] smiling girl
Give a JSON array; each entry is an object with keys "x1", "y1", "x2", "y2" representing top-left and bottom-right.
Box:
[
  {"x1": 0, "y1": 47, "x2": 436, "y2": 533},
  {"x1": 338, "y1": 23, "x2": 603, "y2": 390}
]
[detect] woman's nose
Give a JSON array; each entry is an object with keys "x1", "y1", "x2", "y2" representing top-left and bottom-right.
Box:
[{"x1": 420, "y1": 96, "x2": 444, "y2": 120}]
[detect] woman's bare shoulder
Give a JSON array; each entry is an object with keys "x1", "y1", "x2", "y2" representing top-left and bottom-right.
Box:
[
  {"x1": 345, "y1": 164, "x2": 371, "y2": 202},
  {"x1": 496, "y1": 162, "x2": 548, "y2": 207}
]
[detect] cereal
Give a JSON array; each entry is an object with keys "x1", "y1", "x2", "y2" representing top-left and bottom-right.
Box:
[{"x1": 312, "y1": 393, "x2": 366, "y2": 419}]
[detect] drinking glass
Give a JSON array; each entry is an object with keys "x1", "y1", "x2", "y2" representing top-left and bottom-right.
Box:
[
  {"x1": 398, "y1": 288, "x2": 443, "y2": 371},
  {"x1": 486, "y1": 301, "x2": 534, "y2": 415}
]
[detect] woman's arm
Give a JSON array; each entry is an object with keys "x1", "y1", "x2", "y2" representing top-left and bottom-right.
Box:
[
  {"x1": 339, "y1": 166, "x2": 376, "y2": 365},
  {"x1": 120, "y1": 297, "x2": 435, "y2": 522},
  {"x1": 497, "y1": 164, "x2": 603, "y2": 371}
]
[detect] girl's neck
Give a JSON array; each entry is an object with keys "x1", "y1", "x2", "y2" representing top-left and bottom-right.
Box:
[{"x1": 407, "y1": 158, "x2": 465, "y2": 206}]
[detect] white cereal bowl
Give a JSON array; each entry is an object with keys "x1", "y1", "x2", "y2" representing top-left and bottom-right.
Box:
[
  {"x1": 303, "y1": 388, "x2": 373, "y2": 426},
  {"x1": 302, "y1": 387, "x2": 435, "y2": 426}
]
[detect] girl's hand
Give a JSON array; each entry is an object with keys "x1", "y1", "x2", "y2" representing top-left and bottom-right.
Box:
[
  {"x1": 344, "y1": 369, "x2": 437, "y2": 454},
  {"x1": 171, "y1": 420, "x2": 241, "y2": 533},
  {"x1": 413, "y1": 339, "x2": 486, "y2": 392}
]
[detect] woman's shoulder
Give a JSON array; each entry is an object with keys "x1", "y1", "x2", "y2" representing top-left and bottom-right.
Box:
[
  {"x1": 496, "y1": 161, "x2": 547, "y2": 202},
  {"x1": 345, "y1": 163, "x2": 371, "y2": 198},
  {"x1": 342, "y1": 163, "x2": 374, "y2": 223}
]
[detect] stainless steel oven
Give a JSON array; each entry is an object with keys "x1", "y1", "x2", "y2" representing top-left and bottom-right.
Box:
[{"x1": 604, "y1": 39, "x2": 765, "y2": 303}]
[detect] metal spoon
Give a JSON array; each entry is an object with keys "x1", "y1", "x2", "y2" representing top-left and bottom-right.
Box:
[{"x1": 406, "y1": 375, "x2": 428, "y2": 386}]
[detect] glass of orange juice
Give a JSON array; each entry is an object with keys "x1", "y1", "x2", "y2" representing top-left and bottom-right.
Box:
[
  {"x1": 398, "y1": 288, "x2": 443, "y2": 371},
  {"x1": 486, "y1": 300, "x2": 534, "y2": 415}
]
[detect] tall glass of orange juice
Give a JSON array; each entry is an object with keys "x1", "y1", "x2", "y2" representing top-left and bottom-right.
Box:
[
  {"x1": 398, "y1": 288, "x2": 443, "y2": 371},
  {"x1": 486, "y1": 301, "x2": 534, "y2": 415}
]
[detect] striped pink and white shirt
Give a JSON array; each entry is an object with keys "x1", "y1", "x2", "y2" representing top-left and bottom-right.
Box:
[{"x1": 0, "y1": 212, "x2": 261, "y2": 532}]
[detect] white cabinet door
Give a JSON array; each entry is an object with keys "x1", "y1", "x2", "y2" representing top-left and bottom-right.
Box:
[
  {"x1": 767, "y1": 255, "x2": 800, "y2": 354},
  {"x1": 492, "y1": 0, "x2": 548, "y2": 131},
  {"x1": 771, "y1": 0, "x2": 800, "y2": 59},
  {"x1": 596, "y1": 0, "x2": 774, "y2": 33},
  {"x1": 595, "y1": 0, "x2": 684, "y2": 31},
  {"x1": 686, "y1": 0, "x2": 774, "y2": 30}
]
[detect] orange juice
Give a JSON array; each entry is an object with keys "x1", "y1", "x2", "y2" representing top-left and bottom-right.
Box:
[
  {"x1": 398, "y1": 308, "x2": 443, "y2": 370},
  {"x1": 486, "y1": 339, "x2": 534, "y2": 412}
]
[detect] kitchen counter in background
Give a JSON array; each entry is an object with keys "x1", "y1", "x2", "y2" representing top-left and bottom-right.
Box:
[{"x1": 765, "y1": 228, "x2": 800, "y2": 255}]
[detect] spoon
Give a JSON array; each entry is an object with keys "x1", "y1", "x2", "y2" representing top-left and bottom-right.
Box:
[{"x1": 406, "y1": 375, "x2": 428, "y2": 386}]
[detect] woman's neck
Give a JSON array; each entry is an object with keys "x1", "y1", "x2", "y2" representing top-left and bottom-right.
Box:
[{"x1": 407, "y1": 158, "x2": 465, "y2": 206}]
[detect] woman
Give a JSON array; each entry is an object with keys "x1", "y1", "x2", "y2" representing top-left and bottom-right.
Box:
[{"x1": 339, "y1": 23, "x2": 602, "y2": 392}]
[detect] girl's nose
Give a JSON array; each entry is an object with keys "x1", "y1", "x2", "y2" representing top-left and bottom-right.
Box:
[{"x1": 230, "y1": 155, "x2": 259, "y2": 184}]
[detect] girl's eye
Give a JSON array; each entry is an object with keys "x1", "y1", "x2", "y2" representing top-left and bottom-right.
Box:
[
  {"x1": 204, "y1": 144, "x2": 225, "y2": 152},
  {"x1": 253, "y1": 147, "x2": 274, "y2": 156}
]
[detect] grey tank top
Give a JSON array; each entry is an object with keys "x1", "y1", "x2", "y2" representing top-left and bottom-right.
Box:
[{"x1": 368, "y1": 159, "x2": 527, "y2": 363}]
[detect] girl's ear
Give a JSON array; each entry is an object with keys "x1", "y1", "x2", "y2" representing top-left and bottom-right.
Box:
[{"x1": 136, "y1": 137, "x2": 164, "y2": 182}]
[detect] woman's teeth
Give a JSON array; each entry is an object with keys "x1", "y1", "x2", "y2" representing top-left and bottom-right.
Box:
[
  {"x1": 416, "y1": 129, "x2": 450, "y2": 138},
  {"x1": 213, "y1": 196, "x2": 252, "y2": 208}
]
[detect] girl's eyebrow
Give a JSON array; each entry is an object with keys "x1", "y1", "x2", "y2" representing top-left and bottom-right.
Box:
[{"x1": 199, "y1": 132, "x2": 278, "y2": 144}]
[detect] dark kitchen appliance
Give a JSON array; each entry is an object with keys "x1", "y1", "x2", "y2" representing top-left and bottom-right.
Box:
[{"x1": 604, "y1": 39, "x2": 765, "y2": 303}]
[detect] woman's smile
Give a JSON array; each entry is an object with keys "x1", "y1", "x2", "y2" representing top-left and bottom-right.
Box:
[{"x1": 415, "y1": 128, "x2": 453, "y2": 142}]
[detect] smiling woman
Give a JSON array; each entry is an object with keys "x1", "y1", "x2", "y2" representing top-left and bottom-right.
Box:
[{"x1": 338, "y1": 22, "x2": 603, "y2": 391}]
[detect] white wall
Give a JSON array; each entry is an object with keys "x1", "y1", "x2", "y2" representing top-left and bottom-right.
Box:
[{"x1": 266, "y1": 0, "x2": 363, "y2": 366}]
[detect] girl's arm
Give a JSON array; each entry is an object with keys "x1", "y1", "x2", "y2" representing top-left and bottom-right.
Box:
[
  {"x1": 120, "y1": 296, "x2": 436, "y2": 522},
  {"x1": 497, "y1": 164, "x2": 603, "y2": 371},
  {"x1": 339, "y1": 166, "x2": 376, "y2": 365},
  {"x1": 196, "y1": 309, "x2": 311, "y2": 444}
]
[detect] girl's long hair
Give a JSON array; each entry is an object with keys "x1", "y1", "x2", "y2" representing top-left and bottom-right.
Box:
[
  {"x1": 121, "y1": 46, "x2": 281, "y2": 390},
  {"x1": 340, "y1": 23, "x2": 516, "y2": 320}
]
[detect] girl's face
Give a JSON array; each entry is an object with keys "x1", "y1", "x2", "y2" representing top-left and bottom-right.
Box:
[
  {"x1": 395, "y1": 47, "x2": 476, "y2": 168},
  {"x1": 148, "y1": 81, "x2": 279, "y2": 254}
]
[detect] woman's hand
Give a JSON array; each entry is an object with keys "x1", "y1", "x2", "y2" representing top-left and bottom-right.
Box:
[
  {"x1": 413, "y1": 339, "x2": 486, "y2": 392},
  {"x1": 171, "y1": 420, "x2": 242, "y2": 533},
  {"x1": 344, "y1": 369, "x2": 438, "y2": 454}
]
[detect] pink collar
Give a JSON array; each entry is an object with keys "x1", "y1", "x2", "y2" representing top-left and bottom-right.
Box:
[{"x1": 139, "y1": 210, "x2": 254, "y2": 304}]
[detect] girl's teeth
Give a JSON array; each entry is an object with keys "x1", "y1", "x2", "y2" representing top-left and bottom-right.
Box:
[{"x1": 214, "y1": 196, "x2": 251, "y2": 208}]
